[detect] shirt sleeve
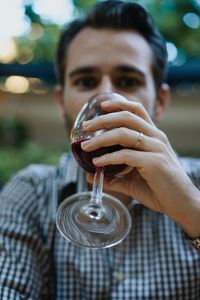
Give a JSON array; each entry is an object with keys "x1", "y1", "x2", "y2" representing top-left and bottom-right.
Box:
[{"x1": 0, "y1": 173, "x2": 55, "y2": 300}]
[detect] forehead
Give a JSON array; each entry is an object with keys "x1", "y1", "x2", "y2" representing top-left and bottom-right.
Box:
[{"x1": 66, "y1": 27, "x2": 153, "y2": 74}]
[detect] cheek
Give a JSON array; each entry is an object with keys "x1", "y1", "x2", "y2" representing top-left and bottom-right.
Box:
[
  {"x1": 69, "y1": 103, "x2": 79, "y2": 120},
  {"x1": 63, "y1": 91, "x2": 86, "y2": 122},
  {"x1": 141, "y1": 87, "x2": 157, "y2": 116},
  {"x1": 64, "y1": 87, "x2": 96, "y2": 122},
  {"x1": 144, "y1": 98, "x2": 155, "y2": 116},
  {"x1": 133, "y1": 92, "x2": 155, "y2": 117}
]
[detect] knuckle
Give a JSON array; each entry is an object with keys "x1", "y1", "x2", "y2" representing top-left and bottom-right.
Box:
[
  {"x1": 135, "y1": 102, "x2": 143, "y2": 110},
  {"x1": 117, "y1": 127, "x2": 127, "y2": 136},
  {"x1": 158, "y1": 129, "x2": 168, "y2": 143},
  {"x1": 156, "y1": 139, "x2": 166, "y2": 152},
  {"x1": 121, "y1": 110, "x2": 133, "y2": 119},
  {"x1": 133, "y1": 102, "x2": 144, "y2": 113}
]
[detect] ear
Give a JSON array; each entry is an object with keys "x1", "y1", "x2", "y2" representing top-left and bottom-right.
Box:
[
  {"x1": 154, "y1": 83, "x2": 171, "y2": 123},
  {"x1": 54, "y1": 84, "x2": 66, "y2": 123}
]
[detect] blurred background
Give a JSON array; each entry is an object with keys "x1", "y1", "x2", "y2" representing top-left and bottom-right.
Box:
[{"x1": 0, "y1": 0, "x2": 200, "y2": 187}]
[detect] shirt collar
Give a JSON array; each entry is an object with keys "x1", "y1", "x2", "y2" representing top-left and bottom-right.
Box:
[{"x1": 56, "y1": 152, "x2": 87, "y2": 205}]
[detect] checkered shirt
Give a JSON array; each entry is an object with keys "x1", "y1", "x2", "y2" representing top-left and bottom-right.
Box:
[{"x1": 0, "y1": 153, "x2": 200, "y2": 299}]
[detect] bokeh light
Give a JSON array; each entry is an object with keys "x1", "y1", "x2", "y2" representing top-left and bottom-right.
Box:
[
  {"x1": 0, "y1": 0, "x2": 30, "y2": 39},
  {"x1": 5, "y1": 76, "x2": 30, "y2": 94},
  {"x1": 33, "y1": 0, "x2": 74, "y2": 24},
  {"x1": 193, "y1": 0, "x2": 200, "y2": 9},
  {"x1": 0, "y1": 38, "x2": 17, "y2": 63},
  {"x1": 28, "y1": 23, "x2": 44, "y2": 41},
  {"x1": 172, "y1": 49, "x2": 187, "y2": 66},
  {"x1": 29, "y1": 78, "x2": 49, "y2": 94},
  {"x1": 16, "y1": 47, "x2": 34, "y2": 64},
  {"x1": 183, "y1": 12, "x2": 200, "y2": 29},
  {"x1": 166, "y1": 42, "x2": 178, "y2": 62}
]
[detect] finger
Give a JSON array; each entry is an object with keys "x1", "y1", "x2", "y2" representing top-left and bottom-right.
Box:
[
  {"x1": 83, "y1": 111, "x2": 156, "y2": 138},
  {"x1": 92, "y1": 148, "x2": 150, "y2": 169},
  {"x1": 86, "y1": 173, "x2": 94, "y2": 185},
  {"x1": 100, "y1": 98, "x2": 155, "y2": 126},
  {"x1": 81, "y1": 128, "x2": 157, "y2": 152}
]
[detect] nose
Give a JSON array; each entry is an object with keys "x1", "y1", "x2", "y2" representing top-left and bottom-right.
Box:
[{"x1": 96, "y1": 76, "x2": 114, "y2": 94}]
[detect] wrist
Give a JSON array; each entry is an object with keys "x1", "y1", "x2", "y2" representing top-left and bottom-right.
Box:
[{"x1": 176, "y1": 192, "x2": 200, "y2": 238}]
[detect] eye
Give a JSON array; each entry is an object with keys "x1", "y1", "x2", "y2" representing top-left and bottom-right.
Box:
[
  {"x1": 74, "y1": 77, "x2": 97, "y2": 89},
  {"x1": 116, "y1": 77, "x2": 141, "y2": 89}
]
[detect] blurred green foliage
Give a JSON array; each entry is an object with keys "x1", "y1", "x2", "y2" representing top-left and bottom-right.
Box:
[
  {"x1": 14, "y1": 5, "x2": 60, "y2": 64},
  {"x1": 0, "y1": 117, "x2": 65, "y2": 186},
  {"x1": 0, "y1": 117, "x2": 29, "y2": 146},
  {"x1": 11, "y1": 0, "x2": 200, "y2": 65},
  {"x1": 0, "y1": 143, "x2": 63, "y2": 186}
]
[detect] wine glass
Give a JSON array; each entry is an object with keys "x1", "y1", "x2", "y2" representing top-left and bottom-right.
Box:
[{"x1": 56, "y1": 93, "x2": 132, "y2": 248}]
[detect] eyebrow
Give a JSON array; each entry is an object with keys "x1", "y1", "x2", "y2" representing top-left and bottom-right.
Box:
[
  {"x1": 69, "y1": 67, "x2": 98, "y2": 79},
  {"x1": 115, "y1": 65, "x2": 145, "y2": 78},
  {"x1": 68, "y1": 65, "x2": 145, "y2": 79}
]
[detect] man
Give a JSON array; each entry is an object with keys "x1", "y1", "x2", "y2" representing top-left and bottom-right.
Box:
[{"x1": 0, "y1": 1, "x2": 200, "y2": 299}]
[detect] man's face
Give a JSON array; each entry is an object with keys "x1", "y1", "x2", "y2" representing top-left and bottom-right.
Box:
[{"x1": 57, "y1": 27, "x2": 167, "y2": 132}]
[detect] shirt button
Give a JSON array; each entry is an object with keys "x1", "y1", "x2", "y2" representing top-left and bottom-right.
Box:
[{"x1": 115, "y1": 272, "x2": 124, "y2": 283}]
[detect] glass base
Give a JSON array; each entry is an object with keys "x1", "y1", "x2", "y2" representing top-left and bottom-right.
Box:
[{"x1": 56, "y1": 191, "x2": 132, "y2": 249}]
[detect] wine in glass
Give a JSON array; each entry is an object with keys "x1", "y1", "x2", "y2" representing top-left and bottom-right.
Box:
[{"x1": 56, "y1": 93, "x2": 132, "y2": 248}]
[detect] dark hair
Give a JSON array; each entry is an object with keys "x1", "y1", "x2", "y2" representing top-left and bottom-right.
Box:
[{"x1": 55, "y1": 0, "x2": 168, "y2": 90}]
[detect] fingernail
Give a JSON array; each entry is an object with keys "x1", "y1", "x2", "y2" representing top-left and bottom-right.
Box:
[
  {"x1": 93, "y1": 157, "x2": 101, "y2": 164},
  {"x1": 101, "y1": 101, "x2": 109, "y2": 107},
  {"x1": 81, "y1": 140, "x2": 89, "y2": 149}
]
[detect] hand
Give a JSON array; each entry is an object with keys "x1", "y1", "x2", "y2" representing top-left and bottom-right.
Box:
[{"x1": 81, "y1": 94, "x2": 200, "y2": 237}]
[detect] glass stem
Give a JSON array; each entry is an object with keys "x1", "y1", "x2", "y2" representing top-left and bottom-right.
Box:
[{"x1": 90, "y1": 168, "x2": 104, "y2": 207}]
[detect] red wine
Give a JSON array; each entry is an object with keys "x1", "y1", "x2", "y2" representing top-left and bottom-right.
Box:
[{"x1": 72, "y1": 139, "x2": 126, "y2": 177}]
